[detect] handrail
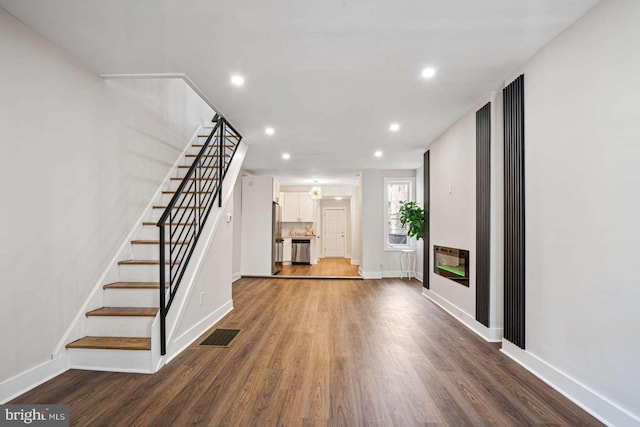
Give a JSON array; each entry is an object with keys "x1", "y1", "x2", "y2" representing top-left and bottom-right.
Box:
[{"x1": 156, "y1": 114, "x2": 242, "y2": 355}]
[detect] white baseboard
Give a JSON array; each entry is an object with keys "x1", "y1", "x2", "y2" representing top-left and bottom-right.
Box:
[
  {"x1": 361, "y1": 270, "x2": 382, "y2": 279},
  {"x1": 0, "y1": 355, "x2": 68, "y2": 404},
  {"x1": 416, "y1": 271, "x2": 424, "y2": 282},
  {"x1": 421, "y1": 289, "x2": 502, "y2": 342},
  {"x1": 382, "y1": 270, "x2": 402, "y2": 278},
  {"x1": 232, "y1": 272, "x2": 241, "y2": 282},
  {"x1": 350, "y1": 259, "x2": 360, "y2": 266},
  {"x1": 501, "y1": 340, "x2": 640, "y2": 427},
  {"x1": 165, "y1": 300, "x2": 234, "y2": 365}
]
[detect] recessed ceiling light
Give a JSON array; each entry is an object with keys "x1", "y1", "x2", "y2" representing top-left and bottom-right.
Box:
[
  {"x1": 335, "y1": 197, "x2": 343, "y2": 201},
  {"x1": 389, "y1": 123, "x2": 400, "y2": 132},
  {"x1": 282, "y1": 153, "x2": 290, "y2": 160},
  {"x1": 421, "y1": 67, "x2": 437, "y2": 79},
  {"x1": 265, "y1": 127, "x2": 275, "y2": 135},
  {"x1": 230, "y1": 74, "x2": 245, "y2": 86},
  {"x1": 374, "y1": 150, "x2": 383, "y2": 158}
]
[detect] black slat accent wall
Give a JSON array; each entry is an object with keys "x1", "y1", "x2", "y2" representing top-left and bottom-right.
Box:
[
  {"x1": 503, "y1": 75, "x2": 526, "y2": 349},
  {"x1": 423, "y1": 150, "x2": 430, "y2": 289},
  {"x1": 475, "y1": 102, "x2": 491, "y2": 327}
]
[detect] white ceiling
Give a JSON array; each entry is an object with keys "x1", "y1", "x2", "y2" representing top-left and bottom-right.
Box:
[{"x1": 1, "y1": 0, "x2": 599, "y2": 186}]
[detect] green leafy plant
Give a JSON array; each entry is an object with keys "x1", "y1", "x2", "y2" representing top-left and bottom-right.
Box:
[{"x1": 399, "y1": 201, "x2": 425, "y2": 241}]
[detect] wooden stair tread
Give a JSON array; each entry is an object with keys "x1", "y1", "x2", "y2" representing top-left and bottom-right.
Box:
[
  {"x1": 184, "y1": 154, "x2": 231, "y2": 158},
  {"x1": 197, "y1": 134, "x2": 240, "y2": 138},
  {"x1": 118, "y1": 259, "x2": 180, "y2": 265},
  {"x1": 103, "y1": 282, "x2": 167, "y2": 289},
  {"x1": 177, "y1": 165, "x2": 226, "y2": 170},
  {"x1": 193, "y1": 144, "x2": 236, "y2": 148},
  {"x1": 162, "y1": 191, "x2": 211, "y2": 194},
  {"x1": 66, "y1": 337, "x2": 151, "y2": 351},
  {"x1": 131, "y1": 240, "x2": 189, "y2": 245},
  {"x1": 152, "y1": 205, "x2": 205, "y2": 209},
  {"x1": 170, "y1": 177, "x2": 218, "y2": 181},
  {"x1": 143, "y1": 221, "x2": 195, "y2": 226},
  {"x1": 86, "y1": 307, "x2": 158, "y2": 317}
]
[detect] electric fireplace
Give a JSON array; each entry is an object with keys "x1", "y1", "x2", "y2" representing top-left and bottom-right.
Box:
[{"x1": 433, "y1": 245, "x2": 470, "y2": 287}]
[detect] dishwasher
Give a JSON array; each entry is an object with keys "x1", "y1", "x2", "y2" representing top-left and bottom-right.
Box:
[{"x1": 291, "y1": 239, "x2": 311, "y2": 265}]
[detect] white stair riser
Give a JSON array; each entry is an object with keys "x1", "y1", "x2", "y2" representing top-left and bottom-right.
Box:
[
  {"x1": 174, "y1": 169, "x2": 221, "y2": 182},
  {"x1": 86, "y1": 316, "x2": 154, "y2": 338},
  {"x1": 158, "y1": 192, "x2": 216, "y2": 205},
  {"x1": 67, "y1": 348, "x2": 153, "y2": 374},
  {"x1": 132, "y1": 243, "x2": 163, "y2": 260},
  {"x1": 118, "y1": 264, "x2": 166, "y2": 282},
  {"x1": 137, "y1": 226, "x2": 160, "y2": 240},
  {"x1": 148, "y1": 207, "x2": 204, "y2": 223},
  {"x1": 165, "y1": 179, "x2": 219, "y2": 192},
  {"x1": 104, "y1": 288, "x2": 160, "y2": 307},
  {"x1": 132, "y1": 243, "x2": 194, "y2": 259}
]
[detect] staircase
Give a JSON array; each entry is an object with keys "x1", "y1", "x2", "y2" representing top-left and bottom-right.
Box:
[{"x1": 64, "y1": 116, "x2": 242, "y2": 372}]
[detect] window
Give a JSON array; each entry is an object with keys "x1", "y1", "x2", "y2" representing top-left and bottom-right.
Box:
[{"x1": 384, "y1": 178, "x2": 414, "y2": 250}]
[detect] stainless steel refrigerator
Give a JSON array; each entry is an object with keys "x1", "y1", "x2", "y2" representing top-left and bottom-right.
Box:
[{"x1": 272, "y1": 202, "x2": 283, "y2": 274}]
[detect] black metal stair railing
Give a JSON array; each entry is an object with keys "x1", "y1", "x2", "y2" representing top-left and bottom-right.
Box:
[{"x1": 156, "y1": 114, "x2": 241, "y2": 355}]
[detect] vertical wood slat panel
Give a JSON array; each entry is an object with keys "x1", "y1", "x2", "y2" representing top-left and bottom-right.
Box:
[
  {"x1": 423, "y1": 150, "x2": 430, "y2": 289},
  {"x1": 503, "y1": 75, "x2": 526, "y2": 348},
  {"x1": 475, "y1": 102, "x2": 491, "y2": 326}
]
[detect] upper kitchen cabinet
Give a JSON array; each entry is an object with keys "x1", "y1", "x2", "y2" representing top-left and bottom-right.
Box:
[
  {"x1": 299, "y1": 194, "x2": 314, "y2": 221},
  {"x1": 282, "y1": 192, "x2": 314, "y2": 222}
]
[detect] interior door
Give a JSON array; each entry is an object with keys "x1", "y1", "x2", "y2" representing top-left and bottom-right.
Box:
[{"x1": 324, "y1": 208, "x2": 346, "y2": 257}]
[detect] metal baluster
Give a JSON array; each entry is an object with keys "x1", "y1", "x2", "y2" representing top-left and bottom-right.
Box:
[
  {"x1": 218, "y1": 120, "x2": 224, "y2": 207},
  {"x1": 159, "y1": 224, "x2": 166, "y2": 356}
]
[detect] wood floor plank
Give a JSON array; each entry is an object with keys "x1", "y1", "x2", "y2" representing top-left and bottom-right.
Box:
[{"x1": 12, "y1": 278, "x2": 602, "y2": 426}]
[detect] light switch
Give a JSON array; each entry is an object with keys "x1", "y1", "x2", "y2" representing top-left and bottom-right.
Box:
[{"x1": 448, "y1": 184, "x2": 453, "y2": 194}]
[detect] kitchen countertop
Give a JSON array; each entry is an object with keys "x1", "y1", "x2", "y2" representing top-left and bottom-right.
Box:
[{"x1": 283, "y1": 235, "x2": 316, "y2": 239}]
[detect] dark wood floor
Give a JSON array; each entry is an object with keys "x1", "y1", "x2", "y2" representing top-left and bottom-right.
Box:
[{"x1": 12, "y1": 278, "x2": 601, "y2": 426}]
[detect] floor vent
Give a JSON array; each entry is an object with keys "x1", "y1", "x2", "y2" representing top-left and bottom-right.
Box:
[{"x1": 200, "y1": 329, "x2": 241, "y2": 347}]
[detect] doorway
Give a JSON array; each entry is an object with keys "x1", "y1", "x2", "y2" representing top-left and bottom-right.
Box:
[{"x1": 323, "y1": 207, "x2": 346, "y2": 257}]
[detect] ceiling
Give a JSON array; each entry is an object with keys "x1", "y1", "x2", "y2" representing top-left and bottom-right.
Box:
[{"x1": 1, "y1": 0, "x2": 599, "y2": 186}]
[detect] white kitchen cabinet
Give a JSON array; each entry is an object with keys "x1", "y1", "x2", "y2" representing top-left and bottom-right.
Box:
[
  {"x1": 282, "y1": 192, "x2": 300, "y2": 222},
  {"x1": 282, "y1": 192, "x2": 315, "y2": 222},
  {"x1": 298, "y1": 194, "x2": 314, "y2": 222},
  {"x1": 283, "y1": 239, "x2": 292, "y2": 263}
]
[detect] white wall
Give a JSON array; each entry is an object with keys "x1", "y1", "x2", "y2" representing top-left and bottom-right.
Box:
[
  {"x1": 426, "y1": 113, "x2": 477, "y2": 315},
  {"x1": 240, "y1": 176, "x2": 274, "y2": 276},
  {"x1": 0, "y1": 9, "x2": 213, "y2": 386},
  {"x1": 501, "y1": 1, "x2": 640, "y2": 424},
  {"x1": 169, "y1": 196, "x2": 234, "y2": 353},
  {"x1": 232, "y1": 176, "x2": 242, "y2": 281},
  {"x1": 415, "y1": 166, "x2": 425, "y2": 280},
  {"x1": 421, "y1": 91, "x2": 504, "y2": 343},
  {"x1": 352, "y1": 175, "x2": 362, "y2": 266},
  {"x1": 361, "y1": 169, "x2": 416, "y2": 278}
]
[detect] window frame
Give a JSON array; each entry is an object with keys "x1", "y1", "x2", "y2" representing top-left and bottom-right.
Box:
[{"x1": 383, "y1": 177, "x2": 415, "y2": 251}]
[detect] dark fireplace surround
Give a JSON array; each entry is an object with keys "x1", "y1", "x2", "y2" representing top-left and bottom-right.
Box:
[{"x1": 433, "y1": 245, "x2": 470, "y2": 287}]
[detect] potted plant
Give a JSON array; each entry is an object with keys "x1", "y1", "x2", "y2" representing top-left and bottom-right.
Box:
[{"x1": 398, "y1": 201, "x2": 424, "y2": 241}]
